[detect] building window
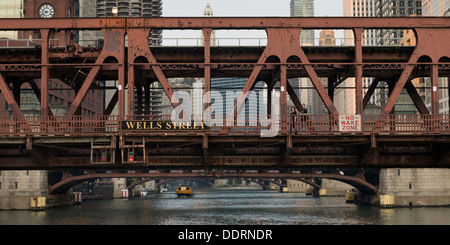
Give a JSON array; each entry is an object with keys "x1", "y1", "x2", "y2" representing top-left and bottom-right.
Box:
[{"x1": 15, "y1": 182, "x2": 18, "y2": 189}]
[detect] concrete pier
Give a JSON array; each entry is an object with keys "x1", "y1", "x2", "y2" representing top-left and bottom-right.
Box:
[
  {"x1": 376, "y1": 168, "x2": 450, "y2": 207},
  {"x1": 0, "y1": 170, "x2": 48, "y2": 210}
]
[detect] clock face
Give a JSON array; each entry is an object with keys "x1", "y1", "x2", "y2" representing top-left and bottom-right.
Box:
[{"x1": 39, "y1": 3, "x2": 55, "y2": 18}]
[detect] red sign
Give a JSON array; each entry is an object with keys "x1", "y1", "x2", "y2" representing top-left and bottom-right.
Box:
[{"x1": 339, "y1": 115, "x2": 361, "y2": 132}]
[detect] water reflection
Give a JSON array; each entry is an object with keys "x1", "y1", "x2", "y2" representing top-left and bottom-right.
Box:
[{"x1": 1, "y1": 189, "x2": 449, "y2": 225}]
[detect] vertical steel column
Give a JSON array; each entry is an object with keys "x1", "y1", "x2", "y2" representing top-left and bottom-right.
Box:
[
  {"x1": 267, "y1": 86, "x2": 272, "y2": 118},
  {"x1": 430, "y1": 64, "x2": 439, "y2": 115},
  {"x1": 40, "y1": 29, "x2": 50, "y2": 118},
  {"x1": 354, "y1": 28, "x2": 364, "y2": 115},
  {"x1": 118, "y1": 61, "x2": 125, "y2": 118},
  {"x1": 448, "y1": 76, "x2": 450, "y2": 112},
  {"x1": 203, "y1": 28, "x2": 212, "y2": 120},
  {"x1": 388, "y1": 81, "x2": 396, "y2": 131},
  {"x1": 127, "y1": 60, "x2": 135, "y2": 116},
  {"x1": 280, "y1": 64, "x2": 287, "y2": 131}
]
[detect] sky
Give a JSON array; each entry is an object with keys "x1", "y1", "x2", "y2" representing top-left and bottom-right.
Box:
[
  {"x1": 161, "y1": 0, "x2": 344, "y2": 41},
  {"x1": 162, "y1": 0, "x2": 344, "y2": 17}
]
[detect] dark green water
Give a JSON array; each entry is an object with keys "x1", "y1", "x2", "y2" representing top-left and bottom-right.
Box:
[{"x1": 1, "y1": 189, "x2": 450, "y2": 225}]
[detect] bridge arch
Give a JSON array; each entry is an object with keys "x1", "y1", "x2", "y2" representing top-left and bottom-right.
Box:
[
  {"x1": 104, "y1": 56, "x2": 119, "y2": 63},
  {"x1": 48, "y1": 170, "x2": 378, "y2": 196},
  {"x1": 265, "y1": 55, "x2": 281, "y2": 63},
  {"x1": 286, "y1": 55, "x2": 301, "y2": 63},
  {"x1": 439, "y1": 56, "x2": 450, "y2": 63},
  {"x1": 134, "y1": 56, "x2": 149, "y2": 64},
  {"x1": 417, "y1": 55, "x2": 432, "y2": 63}
]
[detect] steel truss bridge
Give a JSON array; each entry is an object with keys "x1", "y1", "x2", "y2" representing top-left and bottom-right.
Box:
[{"x1": 0, "y1": 17, "x2": 449, "y2": 173}]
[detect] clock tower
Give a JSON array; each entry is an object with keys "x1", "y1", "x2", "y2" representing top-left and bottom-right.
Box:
[
  {"x1": 24, "y1": 0, "x2": 75, "y2": 19},
  {"x1": 23, "y1": 0, "x2": 76, "y2": 46}
]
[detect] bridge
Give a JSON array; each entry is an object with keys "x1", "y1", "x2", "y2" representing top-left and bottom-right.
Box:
[
  {"x1": 47, "y1": 169, "x2": 379, "y2": 196},
  {"x1": 0, "y1": 17, "x2": 449, "y2": 171}
]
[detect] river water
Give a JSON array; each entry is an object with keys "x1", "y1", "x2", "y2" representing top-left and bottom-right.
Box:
[{"x1": 1, "y1": 189, "x2": 450, "y2": 225}]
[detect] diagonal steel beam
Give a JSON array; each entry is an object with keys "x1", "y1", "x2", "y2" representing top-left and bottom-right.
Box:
[
  {"x1": 363, "y1": 78, "x2": 380, "y2": 110},
  {"x1": 296, "y1": 47, "x2": 339, "y2": 116},
  {"x1": 286, "y1": 82, "x2": 303, "y2": 112},
  {"x1": 404, "y1": 80, "x2": 430, "y2": 115},
  {"x1": 66, "y1": 28, "x2": 125, "y2": 117},
  {"x1": 65, "y1": 65, "x2": 102, "y2": 116},
  {"x1": 128, "y1": 28, "x2": 180, "y2": 113},
  {"x1": 28, "y1": 80, "x2": 54, "y2": 117},
  {"x1": 381, "y1": 64, "x2": 415, "y2": 115},
  {"x1": 230, "y1": 51, "x2": 268, "y2": 120},
  {"x1": 0, "y1": 73, "x2": 24, "y2": 118}
]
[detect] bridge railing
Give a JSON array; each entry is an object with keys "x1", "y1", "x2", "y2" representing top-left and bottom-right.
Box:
[
  {"x1": 0, "y1": 114, "x2": 448, "y2": 136},
  {"x1": 0, "y1": 115, "x2": 118, "y2": 136}
]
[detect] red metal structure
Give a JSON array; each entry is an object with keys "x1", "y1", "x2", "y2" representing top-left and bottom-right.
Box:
[{"x1": 0, "y1": 17, "x2": 449, "y2": 169}]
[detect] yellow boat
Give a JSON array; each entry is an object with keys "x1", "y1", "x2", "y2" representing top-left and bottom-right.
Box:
[{"x1": 176, "y1": 185, "x2": 194, "y2": 197}]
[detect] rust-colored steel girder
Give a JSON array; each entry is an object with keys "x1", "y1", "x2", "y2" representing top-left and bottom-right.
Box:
[
  {"x1": 0, "y1": 17, "x2": 448, "y2": 123},
  {"x1": 0, "y1": 17, "x2": 447, "y2": 30}
]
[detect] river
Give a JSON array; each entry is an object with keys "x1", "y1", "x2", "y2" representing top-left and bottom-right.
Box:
[{"x1": 1, "y1": 188, "x2": 449, "y2": 225}]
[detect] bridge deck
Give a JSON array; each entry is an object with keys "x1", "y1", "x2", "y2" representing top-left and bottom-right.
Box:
[{"x1": 0, "y1": 114, "x2": 448, "y2": 169}]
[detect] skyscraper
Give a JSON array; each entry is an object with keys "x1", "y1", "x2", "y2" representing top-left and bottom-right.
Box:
[
  {"x1": 375, "y1": 0, "x2": 423, "y2": 115},
  {"x1": 290, "y1": 0, "x2": 315, "y2": 114},
  {"x1": 201, "y1": 2, "x2": 217, "y2": 46},
  {"x1": 0, "y1": 0, "x2": 23, "y2": 39},
  {"x1": 290, "y1": 0, "x2": 314, "y2": 45},
  {"x1": 93, "y1": 0, "x2": 162, "y2": 46},
  {"x1": 423, "y1": 0, "x2": 450, "y2": 16},
  {"x1": 341, "y1": 0, "x2": 379, "y2": 115},
  {"x1": 376, "y1": 0, "x2": 423, "y2": 45}
]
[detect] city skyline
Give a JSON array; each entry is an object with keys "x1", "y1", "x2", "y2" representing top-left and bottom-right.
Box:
[
  {"x1": 163, "y1": 0, "x2": 344, "y2": 41},
  {"x1": 162, "y1": 0, "x2": 343, "y2": 17}
]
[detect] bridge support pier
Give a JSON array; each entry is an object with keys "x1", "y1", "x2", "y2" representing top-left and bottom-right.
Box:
[
  {"x1": 356, "y1": 168, "x2": 450, "y2": 208},
  {"x1": 112, "y1": 178, "x2": 127, "y2": 198},
  {"x1": 0, "y1": 170, "x2": 48, "y2": 210}
]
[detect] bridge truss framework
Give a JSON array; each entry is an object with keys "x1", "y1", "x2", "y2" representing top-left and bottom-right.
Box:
[{"x1": 0, "y1": 17, "x2": 449, "y2": 169}]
